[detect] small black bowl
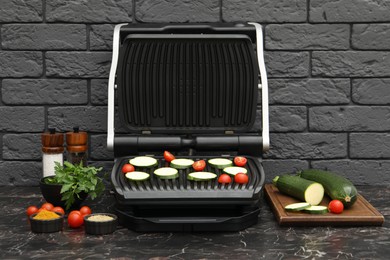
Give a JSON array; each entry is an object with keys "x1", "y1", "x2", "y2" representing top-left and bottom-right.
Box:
[
  {"x1": 30, "y1": 212, "x2": 64, "y2": 233},
  {"x1": 40, "y1": 177, "x2": 87, "y2": 210},
  {"x1": 84, "y1": 213, "x2": 118, "y2": 235}
]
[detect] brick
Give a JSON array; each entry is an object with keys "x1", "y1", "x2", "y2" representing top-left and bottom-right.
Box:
[
  {"x1": 1, "y1": 24, "x2": 86, "y2": 50},
  {"x1": 0, "y1": 0, "x2": 42, "y2": 22},
  {"x1": 350, "y1": 133, "x2": 390, "y2": 159},
  {"x1": 266, "y1": 24, "x2": 349, "y2": 50},
  {"x1": 90, "y1": 24, "x2": 115, "y2": 51},
  {"x1": 310, "y1": 0, "x2": 390, "y2": 22},
  {"x1": 91, "y1": 79, "x2": 108, "y2": 105},
  {"x1": 310, "y1": 106, "x2": 390, "y2": 131},
  {"x1": 46, "y1": 0, "x2": 132, "y2": 23},
  {"x1": 262, "y1": 159, "x2": 309, "y2": 183},
  {"x1": 45, "y1": 52, "x2": 111, "y2": 78},
  {"x1": 0, "y1": 161, "x2": 41, "y2": 186},
  {"x1": 2, "y1": 79, "x2": 87, "y2": 105},
  {"x1": 3, "y1": 134, "x2": 41, "y2": 160},
  {"x1": 48, "y1": 106, "x2": 108, "y2": 132},
  {"x1": 269, "y1": 79, "x2": 350, "y2": 105},
  {"x1": 0, "y1": 107, "x2": 44, "y2": 132},
  {"x1": 265, "y1": 133, "x2": 347, "y2": 159},
  {"x1": 136, "y1": 0, "x2": 219, "y2": 22},
  {"x1": 311, "y1": 160, "x2": 390, "y2": 185},
  {"x1": 90, "y1": 135, "x2": 114, "y2": 160},
  {"x1": 352, "y1": 79, "x2": 390, "y2": 105},
  {"x1": 223, "y1": 0, "x2": 306, "y2": 23},
  {"x1": 352, "y1": 24, "x2": 390, "y2": 50},
  {"x1": 312, "y1": 51, "x2": 390, "y2": 77},
  {"x1": 269, "y1": 106, "x2": 306, "y2": 132},
  {"x1": 0, "y1": 51, "x2": 42, "y2": 77},
  {"x1": 265, "y1": 52, "x2": 309, "y2": 77}
]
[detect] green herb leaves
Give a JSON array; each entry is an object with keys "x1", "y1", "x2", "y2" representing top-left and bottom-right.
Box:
[{"x1": 45, "y1": 161, "x2": 105, "y2": 210}]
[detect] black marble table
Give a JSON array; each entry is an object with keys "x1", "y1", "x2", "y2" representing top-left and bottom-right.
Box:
[{"x1": 1, "y1": 186, "x2": 389, "y2": 259}]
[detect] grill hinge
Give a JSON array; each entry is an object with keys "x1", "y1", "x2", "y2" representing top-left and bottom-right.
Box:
[
  {"x1": 142, "y1": 131, "x2": 152, "y2": 134},
  {"x1": 225, "y1": 130, "x2": 234, "y2": 135}
]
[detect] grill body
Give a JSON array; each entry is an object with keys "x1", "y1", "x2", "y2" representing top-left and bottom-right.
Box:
[{"x1": 107, "y1": 23, "x2": 269, "y2": 232}]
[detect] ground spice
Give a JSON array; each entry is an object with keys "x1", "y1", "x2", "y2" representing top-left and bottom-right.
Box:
[
  {"x1": 88, "y1": 215, "x2": 114, "y2": 222},
  {"x1": 33, "y1": 210, "x2": 60, "y2": 220}
]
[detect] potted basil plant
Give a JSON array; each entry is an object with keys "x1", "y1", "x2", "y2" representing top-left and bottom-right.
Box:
[{"x1": 40, "y1": 161, "x2": 105, "y2": 210}]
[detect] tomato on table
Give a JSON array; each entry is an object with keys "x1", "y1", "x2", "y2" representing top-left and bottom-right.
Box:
[
  {"x1": 164, "y1": 151, "x2": 175, "y2": 162},
  {"x1": 79, "y1": 206, "x2": 92, "y2": 217},
  {"x1": 234, "y1": 156, "x2": 247, "y2": 167},
  {"x1": 234, "y1": 173, "x2": 249, "y2": 184},
  {"x1": 26, "y1": 206, "x2": 39, "y2": 216},
  {"x1": 121, "y1": 163, "x2": 135, "y2": 173},
  {"x1": 218, "y1": 174, "x2": 232, "y2": 184},
  {"x1": 40, "y1": 202, "x2": 54, "y2": 211},
  {"x1": 52, "y1": 206, "x2": 65, "y2": 215},
  {"x1": 68, "y1": 211, "x2": 84, "y2": 228},
  {"x1": 328, "y1": 200, "x2": 344, "y2": 214},
  {"x1": 192, "y1": 160, "x2": 206, "y2": 171}
]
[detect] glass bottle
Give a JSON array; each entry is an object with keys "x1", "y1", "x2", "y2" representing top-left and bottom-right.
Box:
[
  {"x1": 66, "y1": 127, "x2": 88, "y2": 166},
  {"x1": 41, "y1": 128, "x2": 64, "y2": 177}
]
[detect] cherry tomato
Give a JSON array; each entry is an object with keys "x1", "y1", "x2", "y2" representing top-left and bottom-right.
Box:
[
  {"x1": 52, "y1": 206, "x2": 65, "y2": 215},
  {"x1": 68, "y1": 211, "x2": 84, "y2": 228},
  {"x1": 193, "y1": 160, "x2": 206, "y2": 171},
  {"x1": 40, "y1": 202, "x2": 54, "y2": 211},
  {"x1": 69, "y1": 210, "x2": 81, "y2": 216},
  {"x1": 121, "y1": 163, "x2": 135, "y2": 173},
  {"x1": 328, "y1": 200, "x2": 344, "y2": 214},
  {"x1": 164, "y1": 151, "x2": 175, "y2": 162},
  {"x1": 234, "y1": 173, "x2": 249, "y2": 184},
  {"x1": 26, "y1": 206, "x2": 39, "y2": 216},
  {"x1": 218, "y1": 174, "x2": 232, "y2": 184},
  {"x1": 234, "y1": 156, "x2": 247, "y2": 167},
  {"x1": 79, "y1": 206, "x2": 92, "y2": 217}
]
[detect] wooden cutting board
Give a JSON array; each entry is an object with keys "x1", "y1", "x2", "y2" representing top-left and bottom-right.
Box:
[{"x1": 264, "y1": 184, "x2": 384, "y2": 226}]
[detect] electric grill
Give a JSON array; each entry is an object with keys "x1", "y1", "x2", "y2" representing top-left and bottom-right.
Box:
[{"x1": 107, "y1": 22, "x2": 269, "y2": 232}]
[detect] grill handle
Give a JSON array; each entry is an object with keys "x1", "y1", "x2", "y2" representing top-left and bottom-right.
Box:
[{"x1": 113, "y1": 136, "x2": 262, "y2": 157}]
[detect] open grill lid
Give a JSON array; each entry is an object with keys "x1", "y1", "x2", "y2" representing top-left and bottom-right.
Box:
[{"x1": 107, "y1": 23, "x2": 269, "y2": 155}]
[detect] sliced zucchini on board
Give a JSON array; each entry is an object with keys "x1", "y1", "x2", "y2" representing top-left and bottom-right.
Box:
[
  {"x1": 188, "y1": 172, "x2": 217, "y2": 181},
  {"x1": 208, "y1": 158, "x2": 233, "y2": 169},
  {"x1": 273, "y1": 175, "x2": 324, "y2": 206},
  {"x1": 284, "y1": 202, "x2": 311, "y2": 212},
  {"x1": 154, "y1": 167, "x2": 179, "y2": 179},
  {"x1": 125, "y1": 171, "x2": 150, "y2": 181},
  {"x1": 170, "y1": 159, "x2": 195, "y2": 169},
  {"x1": 302, "y1": 205, "x2": 328, "y2": 214},
  {"x1": 129, "y1": 156, "x2": 158, "y2": 168},
  {"x1": 223, "y1": 166, "x2": 247, "y2": 175}
]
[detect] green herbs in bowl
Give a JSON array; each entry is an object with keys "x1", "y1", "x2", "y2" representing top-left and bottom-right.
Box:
[{"x1": 43, "y1": 161, "x2": 105, "y2": 210}]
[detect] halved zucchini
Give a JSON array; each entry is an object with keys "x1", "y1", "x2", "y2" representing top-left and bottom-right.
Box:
[
  {"x1": 154, "y1": 167, "x2": 179, "y2": 179},
  {"x1": 223, "y1": 166, "x2": 247, "y2": 175},
  {"x1": 208, "y1": 158, "x2": 233, "y2": 169},
  {"x1": 129, "y1": 156, "x2": 158, "y2": 168},
  {"x1": 188, "y1": 172, "x2": 217, "y2": 181},
  {"x1": 284, "y1": 202, "x2": 311, "y2": 212},
  {"x1": 125, "y1": 171, "x2": 150, "y2": 181},
  {"x1": 170, "y1": 159, "x2": 194, "y2": 169}
]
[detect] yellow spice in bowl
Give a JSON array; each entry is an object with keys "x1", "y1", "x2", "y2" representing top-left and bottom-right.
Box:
[{"x1": 33, "y1": 210, "x2": 60, "y2": 220}]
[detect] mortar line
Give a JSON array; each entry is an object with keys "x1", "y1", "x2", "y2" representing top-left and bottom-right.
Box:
[{"x1": 132, "y1": 0, "x2": 137, "y2": 23}]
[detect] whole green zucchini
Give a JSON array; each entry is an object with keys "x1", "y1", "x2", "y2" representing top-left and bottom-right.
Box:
[
  {"x1": 299, "y1": 169, "x2": 358, "y2": 208},
  {"x1": 273, "y1": 175, "x2": 324, "y2": 206}
]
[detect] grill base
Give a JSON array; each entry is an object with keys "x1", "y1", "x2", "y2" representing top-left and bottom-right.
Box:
[{"x1": 115, "y1": 204, "x2": 260, "y2": 232}]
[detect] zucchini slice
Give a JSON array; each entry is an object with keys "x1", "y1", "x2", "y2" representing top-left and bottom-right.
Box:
[
  {"x1": 302, "y1": 205, "x2": 328, "y2": 214},
  {"x1": 284, "y1": 202, "x2": 311, "y2": 212},
  {"x1": 125, "y1": 171, "x2": 150, "y2": 181},
  {"x1": 208, "y1": 158, "x2": 233, "y2": 169},
  {"x1": 170, "y1": 159, "x2": 195, "y2": 169},
  {"x1": 223, "y1": 166, "x2": 247, "y2": 175},
  {"x1": 154, "y1": 167, "x2": 179, "y2": 179},
  {"x1": 129, "y1": 156, "x2": 158, "y2": 168},
  {"x1": 188, "y1": 172, "x2": 217, "y2": 181}
]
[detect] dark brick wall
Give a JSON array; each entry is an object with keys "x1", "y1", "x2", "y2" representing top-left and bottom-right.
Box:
[{"x1": 1, "y1": 0, "x2": 389, "y2": 186}]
